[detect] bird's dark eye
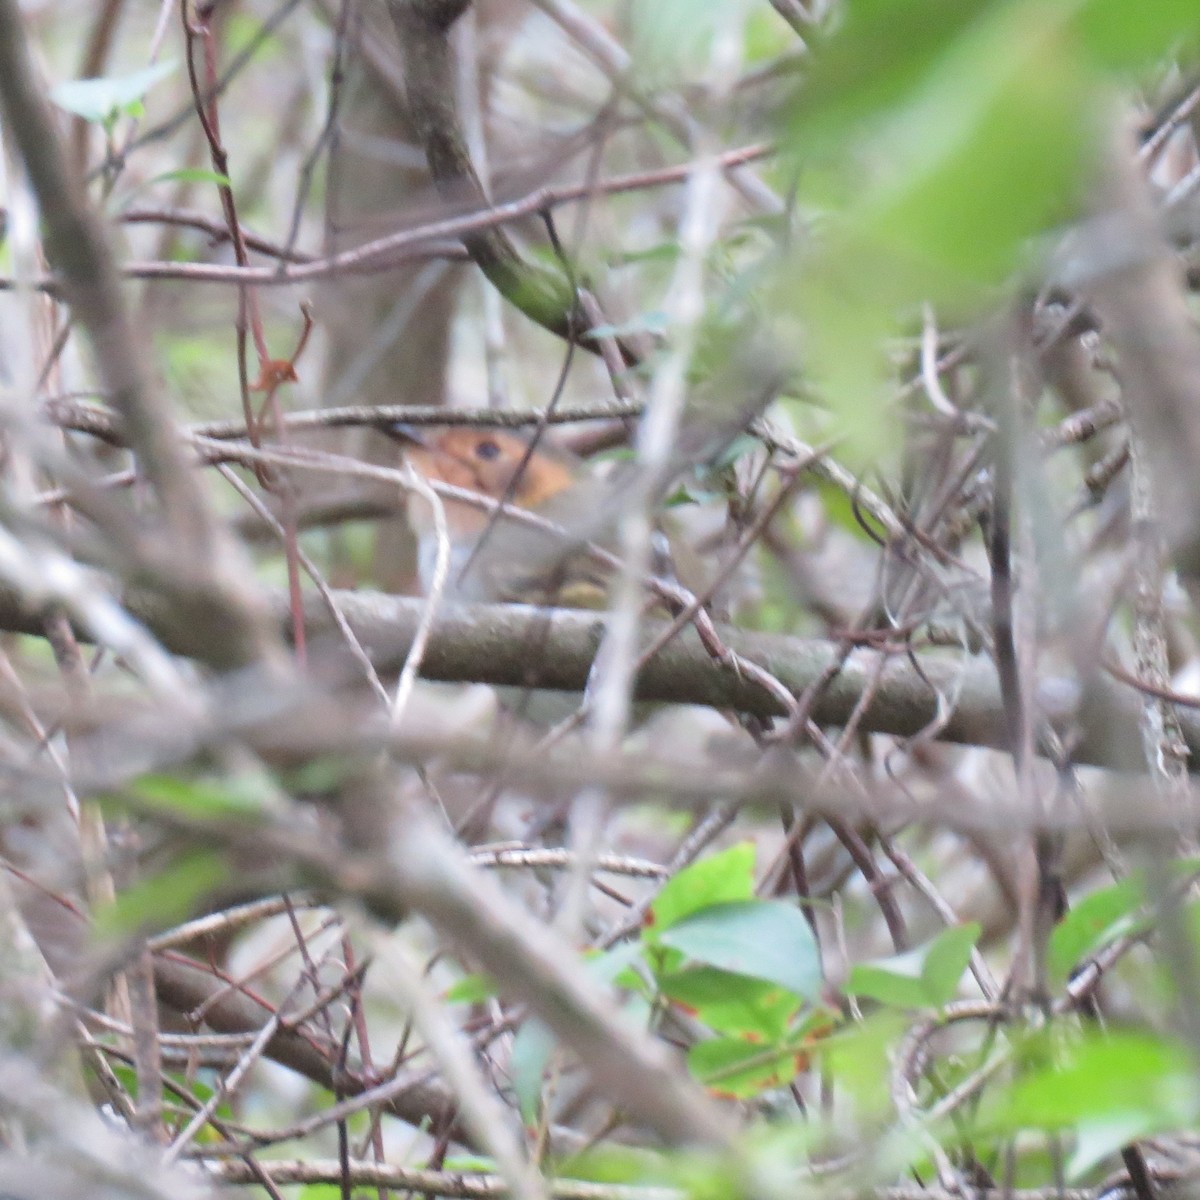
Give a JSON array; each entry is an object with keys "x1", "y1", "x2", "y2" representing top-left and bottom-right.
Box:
[{"x1": 474, "y1": 439, "x2": 501, "y2": 461}]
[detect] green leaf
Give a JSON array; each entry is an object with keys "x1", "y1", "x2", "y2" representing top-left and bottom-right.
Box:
[
  {"x1": 511, "y1": 1019, "x2": 555, "y2": 1126},
  {"x1": 125, "y1": 773, "x2": 267, "y2": 819},
  {"x1": 813, "y1": 1010, "x2": 908, "y2": 1119},
  {"x1": 660, "y1": 965, "x2": 801, "y2": 1039},
  {"x1": 657, "y1": 900, "x2": 822, "y2": 1002},
  {"x1": 95, "y1": 850, "x2": 227, "y2": 939},
  {"x1": 860, "y1": 9, "x2": 1090, "y2": 283},
  {"x1": 51, "y1": 60, "x2": 177, "y2": 124},
  {"x1": 646, "y1": 843, "x2": 756, "y2": 938},
  {"x1": 786, "y1": 0, "x2": 995, "y2": 150},
  {"x1": 846, "y1": 923, "x2": 980, "y2": 1008},
  {"x1": 556, "y1": 1145, "x2": 666, "y2": 1187},
  {"x1": 1048, "y1": 878, "x2": 1143, "y2": 987},
  {"x1": 688, "y1": 1034, "x2": 801, "y2": 1098},
  {"x1": 1073, "y1": 0, "x2": 1200, "y2": 70},
  {"x1": 146, "y1": 168, "x2": 233, "y2": 189},
  {"x1": 994, "y1": 1030, "x2": 1200, "y2": 1175},
  {"x1": 443, "y1": 973, "x2": 497, "y2": 1005},
  {"x1": 441, "y1": 1157, "x2": 497, "y2": 1173}
]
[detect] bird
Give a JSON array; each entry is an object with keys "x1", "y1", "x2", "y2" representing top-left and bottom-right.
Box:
[{"x1": 387, "y1": 424, "x2": 613, "y2": 607}]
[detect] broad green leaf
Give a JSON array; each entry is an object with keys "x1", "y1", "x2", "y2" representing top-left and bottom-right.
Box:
[
  {"x1": 786, "y1": 0, "x2": 994, "y2": 150},
  {"x1": 860, "y1": 10, "x2": 1090, "y2": 283},
  {"x1": 645, "y1": 843, "x2": 756, "y2": 937},
  {"x1": 846, "y1": 923, "x2": 980, "y2": 1008},
  {"x1": 51, "y1": 60, "x2": 177, "y2": 124},
  {"x1": 511, "y1": 1019, "x2": 555, "y2": 1126},
  {"x1": 1047, "y1": 878, "x2": 1143, "y2": 986},
  {"x1": 660, "y1": 965, "x2": 801, "y2": 1040},
  {"x1": 995, "y1": 1030, "x2": 1200, "y2": 1163},
  {"x1": 688, "y1": 1034, "x2": 801, "y2": 1098},
  {"x1": 657, "y1": 900, "x2": 822, "y2": 1001},
  {"x1": 95, "y1": 850, "x2": 227, "y2": 939}
]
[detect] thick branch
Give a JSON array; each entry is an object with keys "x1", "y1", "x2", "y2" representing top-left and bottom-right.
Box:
[
  {"x1": 0, "y1": 578, "x2": 1183, "y2": 771},
  {"x1": 311, "y1": 590, "x2": 1175, "y2": 770}
]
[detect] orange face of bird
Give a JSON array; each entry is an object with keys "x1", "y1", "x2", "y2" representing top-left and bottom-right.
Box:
[{"x1": 392, "y1": 426, "x2": 577, "y2": 539}]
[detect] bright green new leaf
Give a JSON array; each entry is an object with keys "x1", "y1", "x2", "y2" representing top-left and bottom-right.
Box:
[
  {"x1": 846, "y1": 923, "x2": 980, "y2": 1008},
  {"x1": 51, "y1": 60, "x2": 177, "y2": 124},
  {"x1": 646, "y1": 842, "x2": 756, "y2": 938},
  {"x1": 657, "y1": 900, "x2": 822, "y2": 1002}
]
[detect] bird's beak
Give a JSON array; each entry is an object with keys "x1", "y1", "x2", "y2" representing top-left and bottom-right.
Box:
[{"x1": 384, "y1": 422, "x2": 429, "y2": 448}]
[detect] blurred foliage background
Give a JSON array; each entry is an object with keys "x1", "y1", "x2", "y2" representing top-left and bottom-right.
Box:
[{"x1": 4, "y1": 2, "x2": 1200, "y2": 1199}]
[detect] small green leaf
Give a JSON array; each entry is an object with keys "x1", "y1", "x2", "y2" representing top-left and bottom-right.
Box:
[
  {"x1": 51, "y1": 60, "x2": 177, "y2": 123},
  {"x1": 846, "y1": 923, "x2": 979, "y2": 1008},
  {"x1": 126, "y1": 773, "x2": 267, "y2": 818},
  {"x1": 443, "y1": 973, "x2": 497, "y2": 1005},
  {"x1": 646, "y1": 843, "x2": 756, "y2": 938},
  {"x1": 664, "y1": 486, "x2": 699, "y2": 508},
  {"x1": 146, "y1": 168, "x2": 233, "y2": 189},
  {"x1": 95, "y1": 851, "x2": 227, "y2": 939},
  {"x1": 298, "y1": 1186, "x2": 352, "y2": 1200},
  {"x1": 1048, "y1": 878, "x2": 1143, "y2": 987},
  {"x1": 441, "y1": 1157, "x2": 497, "y2": 1174},
  {"x1": 657, "y1": 900, "x2": 822, "y2": 1002}
]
